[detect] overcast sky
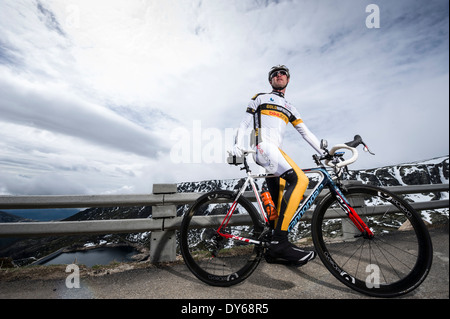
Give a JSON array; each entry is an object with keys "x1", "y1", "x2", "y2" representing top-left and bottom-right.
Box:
[{"x1": 0, "y1": 0, "x2": 448, "y2": 195}]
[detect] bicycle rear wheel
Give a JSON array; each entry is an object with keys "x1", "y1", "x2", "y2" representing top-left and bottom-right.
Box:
[
  {"x1": 312, "y1": 184, "x2": 433, "y2": 297},
  {"x1": 180, "y1": 190, "x2": 265, "y2": 286}
]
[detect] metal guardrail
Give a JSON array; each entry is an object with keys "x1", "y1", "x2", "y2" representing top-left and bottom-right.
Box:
[
  {"x1": 0, "y1": 183, "x2": 448, "y2": 237},
  {"x1": 0, "y1": 183, "x2": 448, "y2": 262}
]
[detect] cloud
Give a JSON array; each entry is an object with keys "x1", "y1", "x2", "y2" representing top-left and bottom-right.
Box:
[
  {"x1": 0, "y1": 0, "x2": 448, "y2": 195},
  {"x1": 0, "y1": 69, "x2": 167, "y2": 158}
]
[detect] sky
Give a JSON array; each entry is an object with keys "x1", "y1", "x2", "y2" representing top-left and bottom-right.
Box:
[{"x1": 0, "y1": 0, "x2": 448, "y2": 195}]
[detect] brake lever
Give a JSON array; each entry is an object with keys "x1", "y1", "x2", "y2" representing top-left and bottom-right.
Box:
[
  {"x1": 361, "y1": 142, "x2": 375, "y2": 155},
  {"x1": 312, "y1": 154, "x2": 321, "y2": 166},
  {"x1": 345, "y1": 134, "x2": 375, "y2": 155}
]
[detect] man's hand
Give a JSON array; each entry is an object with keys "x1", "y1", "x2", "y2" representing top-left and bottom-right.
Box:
[{"x1": 230, "y1": 144, "x2": 244, "y2": 157}]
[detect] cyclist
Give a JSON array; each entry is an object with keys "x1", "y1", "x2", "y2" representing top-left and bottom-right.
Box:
[{"x1": 231, "y1": 65, "x2": 324, "y2": 266}]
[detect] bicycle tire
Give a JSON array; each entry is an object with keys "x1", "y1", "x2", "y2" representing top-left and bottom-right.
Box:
[
  {"x1": 180, "y1": 190, "x2": 265, "y2": 287},
  {"x1": 312, "y1": 184, "x2": 433, "y2": 298}
]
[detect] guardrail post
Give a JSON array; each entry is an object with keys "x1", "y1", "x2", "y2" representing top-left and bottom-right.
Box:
[{"x1": 150, "y1": 184, "x2": 177, "y2": 263}]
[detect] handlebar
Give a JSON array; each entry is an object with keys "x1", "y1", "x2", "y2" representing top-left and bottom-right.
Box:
[
  {"x1": 228, "y1": 135, "x2": 374, "y2": 173},
  {"x1": 325, "y1": 144, "x2": 359, "y2": 168},
  {"x1": 315, "y1": 134, "x2": 375, "y2": 169}
]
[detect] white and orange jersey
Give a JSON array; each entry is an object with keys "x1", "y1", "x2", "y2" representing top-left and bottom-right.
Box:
[
  {"x1": 235, "y1": 91, "x2": 323, "y2": 155},
  {"x1": 247, "y1": 91, "x2": 303, "y2": 147}
]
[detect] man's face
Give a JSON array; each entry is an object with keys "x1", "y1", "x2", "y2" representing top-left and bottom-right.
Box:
[{"x1": 270, "y1": 71, "x2": 289, "y2": 90}]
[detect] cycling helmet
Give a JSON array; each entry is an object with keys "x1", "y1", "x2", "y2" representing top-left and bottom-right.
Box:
[{"x1": 268, "y1": 65, "x2": 290, "y2": 81}]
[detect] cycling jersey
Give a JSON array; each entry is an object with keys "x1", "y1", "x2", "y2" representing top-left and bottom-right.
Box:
[
  {"x1": 249, "y1": 91, "x2": 303, "y2": 146},
  {"x1": 235, "y1": 91, "x2": 323, "y2": 175}
]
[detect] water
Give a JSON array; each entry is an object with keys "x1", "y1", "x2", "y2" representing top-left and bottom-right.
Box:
[
  {"x1": 43, "y1": 246, "x2": 139, "y2": 267},
  {"x1": 3, "y1": 208, "x2": 80, "y2": 221}
]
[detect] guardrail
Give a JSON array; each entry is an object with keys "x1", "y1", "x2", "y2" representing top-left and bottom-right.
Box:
[{"x1": 0, "y1": 183, "x2": 448, "y2": 263}]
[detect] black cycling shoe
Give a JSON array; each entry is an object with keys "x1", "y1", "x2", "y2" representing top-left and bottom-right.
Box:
[{"x1": 265, "y1": 239, "x2": 316, "y2": 267}]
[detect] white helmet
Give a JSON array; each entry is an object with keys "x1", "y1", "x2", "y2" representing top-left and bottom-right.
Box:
[{"x1": 268, "y1": 65, "x2": 290, "y2": 81}]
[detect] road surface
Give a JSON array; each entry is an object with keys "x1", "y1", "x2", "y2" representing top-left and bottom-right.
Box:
[{"x1": 1, "y1": 224, "x2": 448, "y2": 305}]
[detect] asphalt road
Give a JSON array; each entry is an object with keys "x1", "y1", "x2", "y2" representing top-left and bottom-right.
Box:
[{"x1": 0, "y1": 225, "x2": 448, "y2": 303}]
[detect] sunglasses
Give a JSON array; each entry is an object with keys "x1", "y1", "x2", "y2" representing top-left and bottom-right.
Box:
[{"x1": 270, "y1": 70, "x2": 288, "y2": 80}]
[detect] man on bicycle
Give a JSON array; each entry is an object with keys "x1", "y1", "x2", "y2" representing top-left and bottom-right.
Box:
[{"x1": 231, "y1": 65, "x2": 323, "y2": 266}]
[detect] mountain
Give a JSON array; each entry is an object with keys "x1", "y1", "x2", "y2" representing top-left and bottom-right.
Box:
[
  {"x1": 1, "y1": 208, "x2": 81, "y2": 221},
  {"x1": 346, "y1": 156, "x2": 449, "y2": 187},
  {"x1": 177, "y1": 156, "x2": 449, "y2": 193},
  {"x1": 0, "y1": 211, "x2": 33, "y2": 223},
  {"x1": 63, "y1": 206, "x2": 151, "y2": 221},
  {"x1": 0, "y1": 155, "x2": 448, "y2": 265}
]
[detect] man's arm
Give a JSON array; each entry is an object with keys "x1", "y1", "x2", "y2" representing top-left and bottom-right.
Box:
[{"x1": 294, "y1": 122, "x2": 323, "y2": 154}]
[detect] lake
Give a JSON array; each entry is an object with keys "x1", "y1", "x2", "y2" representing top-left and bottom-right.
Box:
[
  {"x1": 42, "y1": 246, "x2": 139, "y2": 267},
  {"x1": 2, "y1": 208, "x2": 81, "y2": 221}
]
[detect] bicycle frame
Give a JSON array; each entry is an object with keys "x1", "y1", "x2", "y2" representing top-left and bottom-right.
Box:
[{"x1": 216, "y1": 166, "x2": 373, "y2": 245}]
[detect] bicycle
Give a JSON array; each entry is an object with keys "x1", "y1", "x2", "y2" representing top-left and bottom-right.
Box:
[{"x1": 180, "y1": 135, "x2": 433, "y2": 298}]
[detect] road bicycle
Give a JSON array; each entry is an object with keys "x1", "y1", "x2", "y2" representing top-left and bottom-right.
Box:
[{"x1": 180, "y1": 135, "x2": 433, "y2": 298}]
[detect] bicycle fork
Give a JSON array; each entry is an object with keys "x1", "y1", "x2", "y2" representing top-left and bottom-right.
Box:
[{"x1": 333, "y1": 186, "x2": 374, "y2": 239}]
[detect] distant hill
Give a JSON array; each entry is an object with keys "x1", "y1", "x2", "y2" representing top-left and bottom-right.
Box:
[
  {"x1": 0, "y1": 211, "x2": 33, "y2": 223},
  {"x1": 346, "y1": 156, "x2": 449, "y2": 186},
  {"x1": 176, "y1": 155, "x2": 449, "y2": 192},
  {"x1": 63, "y1": 206, "x2": 151, "y2": 221},
  {"x1": 1, "y1": 208, "x2": 80, "y2": 221}
]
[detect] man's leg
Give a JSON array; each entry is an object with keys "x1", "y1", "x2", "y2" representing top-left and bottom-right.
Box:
[{"x1": 266, "y1": 149, "x2": 316, "y2": 266}]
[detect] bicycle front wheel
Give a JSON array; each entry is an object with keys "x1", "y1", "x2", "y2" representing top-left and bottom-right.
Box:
[
  {"x1": 312, "y1": 184, "x2": 433, "y2": 298},
  {"x1": 180, "y1": 190, "x2": 265, "y2": 287}
]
